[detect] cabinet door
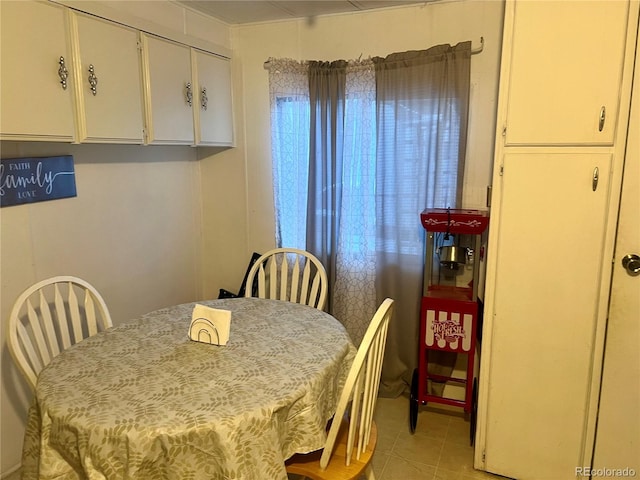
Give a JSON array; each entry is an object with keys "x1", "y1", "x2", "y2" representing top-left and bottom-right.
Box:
[
  {"x1": 141, "y1": 34, "x2": 195, "y2": 145},
  {"x1": 484, "y1": 152, "x2": 612, "y2": 479},
  {"x1": 0, "y1": 1, "x2": 75, "y2": 141},
  {"x1": 71, "y1": 12, "x2": 144, "y2": 143},
  {"x1": 193, "y1": 50, "x2": 233, "y2": 146},
  {"x1": 504, "y1": 1, "x2": 628, "y2": 146}
]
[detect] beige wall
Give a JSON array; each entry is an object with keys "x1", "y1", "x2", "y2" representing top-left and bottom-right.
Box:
[
  {"x1": 0, "y1": 0, "x2": 232, "y2": 474},
  {"x1": 198, "y1": 144, "x2": 250, "y2": 299},
  {"x1": 226, "y1": 0, "x2": 505, "y2": 264},
  {"x1": 0, "y1": 142, "x2": 205, "y2": 473}
]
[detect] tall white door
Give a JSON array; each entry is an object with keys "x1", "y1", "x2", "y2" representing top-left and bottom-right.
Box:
[
  {"x1": 592, "y1": 40, "x2": 640, "y2": 474},
  {"x1": 476, "y1": 3, "x2": 638, "y2": 478},
  {"x1": 483, "y1": 152, "x2": 613, "y2": 480}
]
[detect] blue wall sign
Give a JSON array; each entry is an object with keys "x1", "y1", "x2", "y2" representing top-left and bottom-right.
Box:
[{"x1": 0, "y1": 156, "x2": 77, "y2": 207}]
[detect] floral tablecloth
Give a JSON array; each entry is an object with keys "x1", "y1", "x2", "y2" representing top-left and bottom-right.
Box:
[{"x1": 22, "y1": 297, "x2": 355, "y2": 480}]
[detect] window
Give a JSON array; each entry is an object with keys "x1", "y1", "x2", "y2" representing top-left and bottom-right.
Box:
[
  {"x1": 266, "y1": 47, "x2": 470, "y2": 355},
  {"x1": 272, "y1": 96, "x2": 309, "y2": 248}
]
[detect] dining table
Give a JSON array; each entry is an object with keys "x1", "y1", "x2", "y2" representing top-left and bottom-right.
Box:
[{"x1": 20, "y1": 297, "x2": 356, "y2": 480}]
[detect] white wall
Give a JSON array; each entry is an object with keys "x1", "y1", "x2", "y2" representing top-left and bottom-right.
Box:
[
  {"x1": 0, "y1": 142, "x2": 205, "y2": 474},
  {"x1": 0, "y1": 1, "x2": 232, "y2": 474},
  {"x1": 225, "y1": 0, "x2": 505, "y2": 259},
  {"x1": 198, "y1": 144, "x2": 250, "y2": 299}
]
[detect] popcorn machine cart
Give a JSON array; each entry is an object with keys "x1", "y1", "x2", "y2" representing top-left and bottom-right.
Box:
[{"x1": 410, "y1": 208, "x2": 489, "y2": 442}]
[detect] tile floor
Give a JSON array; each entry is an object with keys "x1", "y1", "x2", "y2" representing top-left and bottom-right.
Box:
[{"x1": 364, "y1": 393, "x2": 505, "y2": 480}]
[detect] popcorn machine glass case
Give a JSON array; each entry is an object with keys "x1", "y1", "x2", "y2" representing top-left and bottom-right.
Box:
[{"x1": 410, "y1": 208, "x2": 489, "y2": 441}]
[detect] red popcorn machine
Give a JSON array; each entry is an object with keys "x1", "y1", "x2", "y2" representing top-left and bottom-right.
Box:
[{"x1": 410, "y1": 208, "x2": 489, "y2": 443}]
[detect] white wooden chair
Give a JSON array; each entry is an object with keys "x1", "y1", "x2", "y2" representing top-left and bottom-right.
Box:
[
  {"x1": 7, "y1": 276, "x2": 112, "y2": 390},
  {"x1": 244, "y1": 248, "x2": 328, "y2": 310},
  {"x1": 285, "y1": 298, "x2": 394, "y2": 480}
]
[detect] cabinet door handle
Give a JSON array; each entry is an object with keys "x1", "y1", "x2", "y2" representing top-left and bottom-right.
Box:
[
  {"x1": 592, "y1": 167, "x2": 599, "y2": 191},
  {"x1": 622, "y1": 254, "x2": 640, "y2": 276},
  {"x1": 58, "y1": 56, "x2": 69, "y2": 90},
  {"x1": 88, "y1": 64, "x2": 98, "y2": 96},
  {"x1": 201, "y1": 87, "x2": 208, "y2": 110},
  {"x1": 598, "y1": 106, "x2": 606, "y2": 132},
  {"x1": 185, "y1": 82, "x2": 193, "y2": 106}
]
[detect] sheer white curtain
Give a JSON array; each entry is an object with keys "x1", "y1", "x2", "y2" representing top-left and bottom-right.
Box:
[
  {"x1": 332, "y1": 63, "x2": 377, "y2": 345},
  {"x1": 267, "y1": 43, "x2": 471, "y2": 396},
  {"x1": 268, "y1": 59, "x2": 310, "y2": 249},
  {"x1": 267, "y1": 58, "x2": 378, "y2": 345}
]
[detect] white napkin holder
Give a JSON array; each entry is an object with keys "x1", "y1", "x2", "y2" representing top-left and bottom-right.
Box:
[{"x1": 189, "y1": 304, "x2": 231, "y2": 346}]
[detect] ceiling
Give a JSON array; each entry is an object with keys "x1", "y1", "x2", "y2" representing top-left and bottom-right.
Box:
[{"x1": 175, "y1": 1, "x2": 426, "y2": 25}]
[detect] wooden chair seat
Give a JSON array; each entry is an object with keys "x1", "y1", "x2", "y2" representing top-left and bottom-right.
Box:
[
  {"x1": 286, "y1": 419, "x2": 378, "y2": 480},
  {"x1": 284, "y1": 298, "x2": 394, "y2": 480}
]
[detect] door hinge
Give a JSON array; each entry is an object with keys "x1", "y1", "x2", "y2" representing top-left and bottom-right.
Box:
[
  {"x1": 482, "y1": 450, "x2": 486, "y2": 462},
  {"x1": 499, "y1": 164, "x2": 504, "y2": 176},
  {"x1": 501, "y1": 125, "x2": 507, "y2": 137}
]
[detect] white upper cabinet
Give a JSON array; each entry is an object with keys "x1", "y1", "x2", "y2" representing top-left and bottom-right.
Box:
[
  {"x1": 1, "y1": 1, "x2": 232, "y2": 147},
  {"x1": 141, "y1": 38, "x2": 234, "y2": 147},
  {"x1": 141, "y1": 34, "x2": 195, "y2": 145},
  {"x1": 0, "y1": 1, "x2": 76, "y2": 142},
  {"x1": 504, "y1": 1, "x2": 629, "y2": 146},
  {"x1": 70, "y1": 11, "x2": 145, "y2": 144},
  {"x1": 193, "y1": 49, "x2": 234, "y2": 146}
]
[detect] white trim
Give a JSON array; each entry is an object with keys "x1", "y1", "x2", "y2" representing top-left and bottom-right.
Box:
[{"x1": 51, "y1": 0, "x2": 231, "y2": 58}]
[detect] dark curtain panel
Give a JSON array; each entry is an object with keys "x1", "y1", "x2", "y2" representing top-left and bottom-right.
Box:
[
  {"x1": 306, "y1": 61, "x2": 347, "y2": 312},
  {"x1": 373, "y1": 42, "x2": 472, "y2": 396}
]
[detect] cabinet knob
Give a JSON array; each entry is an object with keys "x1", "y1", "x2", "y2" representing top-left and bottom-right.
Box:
[
  {"x1": 58, "y1": 56, "x2": 68, "y2": 90},
  {"x1": 598, "y1": 106, "x2": 606, "y2": 132},
  {"x1": 88, "y1": 64, "x2": 98, "y2": 96},
  {"x1": 592, "y1": 167, "x2": 599, "y2": 191},
  {"x1": 622, "y1": 254, "x2": 640, "y2": 276},
  {"x1": 201, "y1": 87, "x2": 208, "y2": 111},
  {"x1": 185, "y1": 82, "x2": 193, "y2": 107}
]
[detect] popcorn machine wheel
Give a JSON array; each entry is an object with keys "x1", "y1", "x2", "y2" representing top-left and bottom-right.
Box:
[{"x1": 410, "y1": 208, "x2": 489, "y2": 444}]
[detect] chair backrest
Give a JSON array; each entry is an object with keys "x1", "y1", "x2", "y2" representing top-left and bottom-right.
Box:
[
  {"x1": 244, "y1": 247, "x2": 328, "y2": 310},
  {"x1": 7, "y1": 276, "x2": 113, "y2": 390},
  {"x1": 320, "y1": 298, "x2": 394, "y2": 469},
  {"x1": 218, "y1": 251, "x2": 262, "y2": 299}
]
